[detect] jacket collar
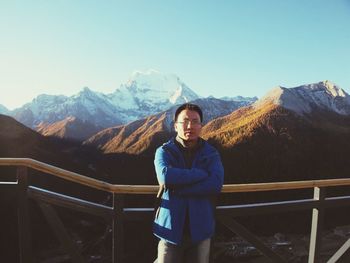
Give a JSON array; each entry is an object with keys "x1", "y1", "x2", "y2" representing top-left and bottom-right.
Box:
[{"x1": 175, "y1": 135, "x2": 203, "y2": 151}]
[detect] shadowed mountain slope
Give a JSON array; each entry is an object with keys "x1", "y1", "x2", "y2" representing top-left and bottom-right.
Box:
[
  {"x1": 0, "y1": 114, "x2": 104, "y2": 180},
  {"x1": 36, "y1": 116, "x2": 102, "y2": 142},
  {"x1": 1, "y1": 114, "x2": 51, "y2": 158}
]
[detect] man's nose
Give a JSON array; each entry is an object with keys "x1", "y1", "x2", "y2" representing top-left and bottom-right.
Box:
[{"x1": 186, "y1": 122, "x2": 194, "y2": 128}]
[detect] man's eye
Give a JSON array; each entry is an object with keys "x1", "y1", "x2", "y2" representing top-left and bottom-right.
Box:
[
  {"x1": 192, "y1": 120, "x2": 200, "y2": 125},
  {"x1": 177, "y1": 120, "x2": 201, "y2": 126}
]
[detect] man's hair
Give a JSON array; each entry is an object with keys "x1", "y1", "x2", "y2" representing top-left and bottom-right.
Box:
[{"x1": 174, "y1": 103, "x2": 203, "y2": 122}]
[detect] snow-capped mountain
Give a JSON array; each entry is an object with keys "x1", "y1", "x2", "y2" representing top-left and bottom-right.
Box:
[
  {"x1": 11, "y1": 89, "x2": 122, "y2": 129},
  {"x1": 0, "y1": 104, "x2": 9, "y2": 115},
  {"x1": 254, "y1": 81, "x2": 350, "y2": 116},
  {"x1": 108, "y1": 70, "x2": 199, "y2": 120},
  {"x1": 10, "y1": 70, "x2": 203, "y2": 129}
]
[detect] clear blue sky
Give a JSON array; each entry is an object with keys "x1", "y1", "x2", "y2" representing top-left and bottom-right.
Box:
[{"x1": 1, "y1": 0, "x2": 350, "y2": 109}]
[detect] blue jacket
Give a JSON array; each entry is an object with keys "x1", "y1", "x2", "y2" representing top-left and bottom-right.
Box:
[{"x1": 153, "y1": 137, "x2": 224, "y2": 244}]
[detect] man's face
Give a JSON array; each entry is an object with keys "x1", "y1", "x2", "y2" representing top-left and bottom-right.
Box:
[{"x1": 174, "y1": 109, "x2": 202, "y2": 141}]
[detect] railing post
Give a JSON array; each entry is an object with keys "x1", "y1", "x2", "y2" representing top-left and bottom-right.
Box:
[
  {"x1": 17, "y1": 166, "x2": 32, "y2": 263},
  {"x1": 112, "y1": 193, "x2": 125, "y2": 263},
  {"x1": 308, "y1": 187, "x2": 326, "y2": 263}
]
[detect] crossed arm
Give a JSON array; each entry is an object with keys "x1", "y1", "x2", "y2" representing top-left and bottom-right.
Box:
[{"x1": 154, "y1": 147, "x2": 224, "y2": 196}]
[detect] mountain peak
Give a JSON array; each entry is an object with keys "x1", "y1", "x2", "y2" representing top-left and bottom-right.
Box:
[
  {"x1": 77, "y1": 87, "x2": 98, "y2": 97},
  {"x1": 110, "y1": 70, "x2": 199, "y2": 114},
  {"x1": 82, "y1": 86, "x2": 92, "y2": 92},
  {"x1": 320, "y1": 80, "x2": 346, "y2": 97},
  {"x1": 291, "y1": 81, "x2": 348, "y2": 99},
  {"x1": 127, "y1": 70, "x2": 183, "y2": 93},
  {"x1": 254, "y1": 81, "x2": 350, "y2": 116},
  {"x1": 130, "y1": 69, "x2": 164, "y2": 78}
]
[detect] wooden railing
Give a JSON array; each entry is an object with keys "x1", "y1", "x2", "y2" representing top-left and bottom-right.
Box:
[{"x1": 1, "y1": 158, "x2": 350, "y2": 263}]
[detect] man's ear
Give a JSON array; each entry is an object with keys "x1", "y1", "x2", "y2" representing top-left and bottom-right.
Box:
[{"x1": 174, "y1": 122, "x2": 178, "y2": 132}]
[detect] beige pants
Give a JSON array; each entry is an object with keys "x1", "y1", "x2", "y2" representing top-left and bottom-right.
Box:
[{"x1": 155, "y1": 237, "x2": 211, "y2": 263}]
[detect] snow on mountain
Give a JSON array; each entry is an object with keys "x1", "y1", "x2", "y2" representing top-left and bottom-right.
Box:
[
  {"x1": 254, "y1": 81, "x2": 350, "y2": 116},
  {"x1": 22, "y1": 94, "x2": 68, "y2": 119},
  {"x1": 69, "y1": 87, "x2": 122, "y2": 126},
  {"x1": 11, "y1": 89, "x2": 123, "y2": 129},
  {"x1": 9, "y1": 70, "x2": 203, "y2": 129},
  {"x1": 108, "y1": 70, "x2": 199, "y2": 120},
  {"x1": 0, "y1": 104, "x2": 9, "y2": 115},
  {"x1": 219, "y1": 95, "x2": 258, "y2": 104},
  {"x1": 8, "y1": 70, "x2": 258, "y2": 132}
]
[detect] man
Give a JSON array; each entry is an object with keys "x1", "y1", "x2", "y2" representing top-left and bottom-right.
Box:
[{"x1": 153, "y1": 103, "x2": 224, "y2": 263}]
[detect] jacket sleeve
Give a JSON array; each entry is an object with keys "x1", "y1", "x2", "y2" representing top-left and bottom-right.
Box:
[
  {"x1": 154, "y1": 147, "x2": 209, "y2": 185},
  {"x1": 176, "y1": 152, "x2": 224, "y2": 196}
]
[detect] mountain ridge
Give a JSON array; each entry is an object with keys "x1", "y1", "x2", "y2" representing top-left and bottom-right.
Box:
[
  {"x1": 254, "y1": 80, "x2": 350, "y2": 116},
  {"x1": 4, "y1": 71, "x2": 256, "y2": 135}
]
